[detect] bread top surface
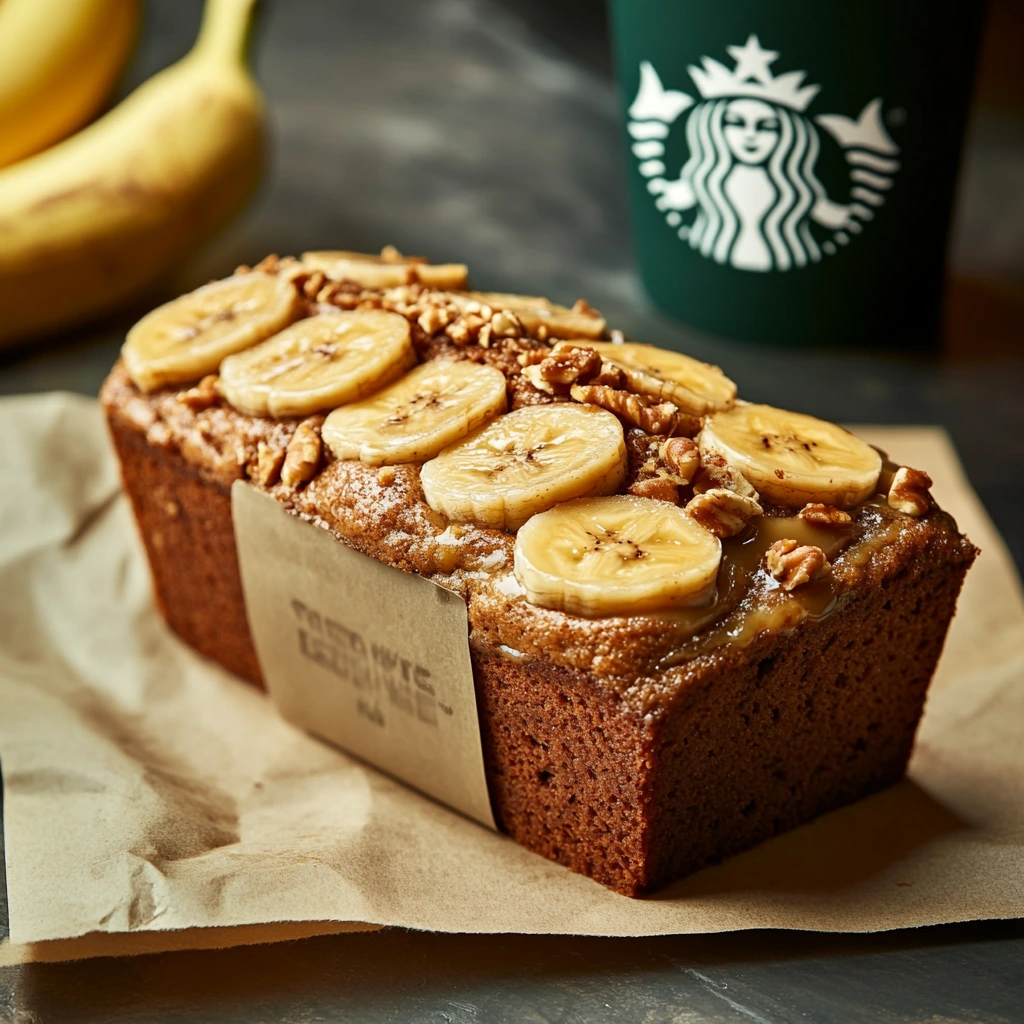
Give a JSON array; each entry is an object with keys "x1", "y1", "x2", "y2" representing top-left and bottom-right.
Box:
[{"x1": 101, "y1": 252, "x2": 976, "y2": 715}]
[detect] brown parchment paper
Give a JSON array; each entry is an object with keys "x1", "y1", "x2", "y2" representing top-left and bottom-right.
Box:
[{"x1": 0, "y1": 394, "x2": 1022, "y2": 964}]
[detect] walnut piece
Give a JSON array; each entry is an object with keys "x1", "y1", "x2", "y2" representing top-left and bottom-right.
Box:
[
  {"x1": 490, "y1": 309, "x2": 523, "y2": 338},
  {"x1": 765, "y1": 538, "x2": 831, "y2": 590},
  {"x1": 591, "y1": 361, "x2": 627, "y2": 388},
  {"x1": 628, "y1": 476, "x2": 680, "y2": 503},
  {"x1": 300, "y1": 270, "x2": 327, "y2": 299},
  {"x1": 660, "y1": 437, "x2": 700, "y2": 484},
  {"x1": 684, "y1": 488, "x2": 763, "y2": 538},
  {"x1": 417, "y1": 303, "x2": 454, "y2": 336},
  {"x1": 570, "y1": 382, "x2": 684, "y2": 434},
  {"x1": 797, "y1": 502, "x2": 852, "y2": 526},
  {"x1": 888, "y1": 466, "x2": 932, "y2": 516},
  {"x1": 541, "y1": 344, "x2": 602, "y2": 385},
  {"x1": 520, "y1": 363, "x2": 556, "y2": 395},
  {"x1": 692, "y1": 451, "x2": 758, "y2": 500},
  {"x1": 521, "y1": 344, "x2": 604, "y2": 393},
  {"x1": 177, "y1": 374, "x2": 220, "y2": 411},
  {"x1": 281, "y1": 419, "x2": 322, "y2": 488},
  {"x1": 252, "y1": 441, "x2": 285, "y2": 486},
  {"x1": 253, "y1": 253, "x2": 283, "y2": 275}
]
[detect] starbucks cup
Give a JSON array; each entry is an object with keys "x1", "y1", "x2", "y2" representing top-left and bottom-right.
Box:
[{"x1": 609, "y1": 0, "x2": 986, "y2": 348}]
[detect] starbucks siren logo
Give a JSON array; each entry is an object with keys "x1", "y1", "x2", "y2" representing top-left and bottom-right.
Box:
[{"x1": 629, "y1": 36, "x2": 901, "y2": 271}]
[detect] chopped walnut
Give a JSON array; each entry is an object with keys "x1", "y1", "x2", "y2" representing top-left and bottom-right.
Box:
[
  {"x1": 628, "y1": 476, "x2": 680, "y2": 503},
  {"x1": 517, "y1": 349, "x2": 546, "y2": 368},
  {"x1": 888, "y1": 466, "x2": 932, "y2": 517},
  {"x1": 377, "y1": 465, "x2": 397, "y2": 487},
  {"x1": 461, "y1": 299, "x2": 494, "y2": 320},
  {"x1": 507, "y1": 372, "x2": 563, "y2": 409},
  {"x1": 447, "y1": 305, "x2": 527, "y2": 349},
  {"x1": 660, "y1": 437, "x2": 700, "y2": 484},
  {"x1": 252, "y1": 442, "x2": 285, "y2": 487},
  {"x1": 591, "y1": 361, "x2": 627, "y2": 388},
  {"x1": 797, "y1": 503, "x2": 853, "y2": 526},
  {"x1": 569, "y1": 383, "x2": 682, "y2": 434},
  {"x1": 692, "y1": 451, "x2": 758, "y2": 500},
  {"x1": 445, "y1": 313, "x2": 489, "y2": 346},
  {"x1": 177, "y1": 375, "x2": 220, "y2": 411},
  {"x1": 684, "y1": 488, "x2": 763, "y2": 538},
  {"x1": 315, "y1": 281, "x2": 344, "y2": 304},
  {"x1": 281, "y1": 419, "x2": 322, "y2": 488},
  {"x1": 417, "y1": 303, "x2": 454, "y2": 336},
  {"x1": 520, "y1": 363, "x2": 556, "y2": 394},
  {"x1": 528, "y1": 344, "x2": 602, "y2": 390},
  {"x1": 491, "y1": 309, "x2": 523, "y2": 338},
  {"x1": 300, "y1": 270, "x2": 327, "y2": 299},
  {"x1": 765, "y1": 538, "x2": 831, "y2": 590},
  {"x1": 253, "y1": 253, "x2": 282, "y2": 275}
]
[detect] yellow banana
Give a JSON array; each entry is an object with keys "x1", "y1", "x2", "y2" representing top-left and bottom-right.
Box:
[
  {"x1": 0, "y1": 0, "x2": 263, "y2": 348},
  {"x1": 0, "y1": 0, "x2": 139, "y2": 169}
]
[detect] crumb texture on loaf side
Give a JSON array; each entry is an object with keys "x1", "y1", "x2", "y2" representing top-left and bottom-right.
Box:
[{"x1": 109, "y1": 419, "x2": 265, "y2": 687}]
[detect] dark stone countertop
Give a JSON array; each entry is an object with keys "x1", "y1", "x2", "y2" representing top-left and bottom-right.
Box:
[{"x1": 2, "y1": 1, "x2": 1022, "y2": 1021}]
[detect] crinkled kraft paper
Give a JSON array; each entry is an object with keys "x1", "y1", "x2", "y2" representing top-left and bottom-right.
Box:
[{"x1": 0, "y1": 393, "x2": 1022, "y2": 963}]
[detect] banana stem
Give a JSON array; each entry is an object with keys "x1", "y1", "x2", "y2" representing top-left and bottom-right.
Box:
[{"x1": 192, "y1": 0, "x2": 260, "y2": 66}]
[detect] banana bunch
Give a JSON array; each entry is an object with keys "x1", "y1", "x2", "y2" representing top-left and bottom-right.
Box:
[
  {"x1": 0, "y1": 0, "x2": 138, "y2": 169},
  {"x1": 0, "y1": 0, "x2": 263, "y2": 347}
]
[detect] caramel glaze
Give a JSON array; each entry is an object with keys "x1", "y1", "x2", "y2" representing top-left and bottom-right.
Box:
[{"x1": 101, "y1": 364, "x2": 970, "y2": 716}]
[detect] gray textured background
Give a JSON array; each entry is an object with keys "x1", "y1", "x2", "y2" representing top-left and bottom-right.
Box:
[{"x1": 2, "y1": 1, "x2": 1023, "y2": 1020}]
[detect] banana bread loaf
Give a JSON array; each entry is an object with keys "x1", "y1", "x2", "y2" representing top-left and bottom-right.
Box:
[{"x1": 101, "y1": 249, "x2": 976, "y2": 896}]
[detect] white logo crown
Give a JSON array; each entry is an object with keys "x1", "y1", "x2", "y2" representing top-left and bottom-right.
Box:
[{"x1": 688, "y1": 35, "x2": 820, "y2": 112}]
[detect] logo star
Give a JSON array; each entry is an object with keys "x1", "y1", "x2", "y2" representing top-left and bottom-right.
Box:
[{"x1": 727, "y1": 34, "x2": 778, "y2": 85}]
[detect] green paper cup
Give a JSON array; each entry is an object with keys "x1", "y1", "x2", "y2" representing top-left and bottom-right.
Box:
[{"x1": 610, "y1": 0, "x2": 986, "y2": 348}]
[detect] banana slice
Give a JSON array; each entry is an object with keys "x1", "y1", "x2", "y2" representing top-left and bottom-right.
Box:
[
  {"x1": 421, "y1": 403, "x2": 626, "y2": 531},
  {"x1": 123, "y1": 273, "x2": 302, "y2": 392},
  {"x1": 218, "y1": 311, "x2": 416, "y2": 418},
  {"x1": 301, "y1": 249, "x2": 468, "y2": 290},
  {"x1": 514, "y1": 494, "x2": 722, "y2": 617},
  {"x1": 699, "y1": 403, "x2": 882, "y2": 508},
  {"x1": 448, "y1": 291, "x2": 606, "y2": 339},
  {"x1": 322, "y1": 360, "x2": 506, "y2": 465},
  {"x1": 584, "y1": 340, "x2": 736, "y2": 415}
]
